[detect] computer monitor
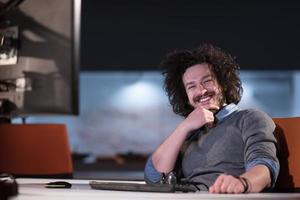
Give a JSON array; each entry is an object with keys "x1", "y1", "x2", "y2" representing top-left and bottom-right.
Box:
[{"x1": 0, "y1": 0, "x2": 80, "y2": 119}]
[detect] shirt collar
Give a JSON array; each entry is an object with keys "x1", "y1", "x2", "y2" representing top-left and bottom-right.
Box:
[{"x1": 215, "y1": 103, "x2": 239, "y2": 122}]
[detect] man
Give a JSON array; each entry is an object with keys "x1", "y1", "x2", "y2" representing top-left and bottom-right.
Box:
[{"x1": 144, "y1": 43, "x2": 279, "y2": 193}]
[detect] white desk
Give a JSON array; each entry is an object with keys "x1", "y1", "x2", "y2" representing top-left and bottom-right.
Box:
[{"x1": 11, "y1": 178, "x2": 300, "y2": 200}]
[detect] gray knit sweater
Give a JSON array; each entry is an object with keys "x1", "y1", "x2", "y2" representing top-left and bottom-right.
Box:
[
  {"x1": 144, "y1": 107, "x2": 279, "y2": 190},
  {"x1": 179, "y1": 108, "x2": 279, "y2": 188}
]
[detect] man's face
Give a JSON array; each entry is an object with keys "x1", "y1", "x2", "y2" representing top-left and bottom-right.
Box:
[{"x1": 182, "y1": 63, "x2": 224, "y2": 111}]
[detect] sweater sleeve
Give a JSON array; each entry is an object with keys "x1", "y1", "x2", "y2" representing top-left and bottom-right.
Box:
[
  {"x1": 144, "y1": 155, "x2": 162, "y2": 184},
  {"x1": 240, "y1": 109, "x2": 280, "y2": 189},
  {"x1": 246, "y1": 157, "x2": 279, "y2": 189}
]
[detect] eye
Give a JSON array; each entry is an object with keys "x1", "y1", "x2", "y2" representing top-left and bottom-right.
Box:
[
  {"x1": 202, "y1": 79, "x2": 213, "y2": 86},
  {"x1": 203, "y1": 78, "x2": 212, "y2": 83},
  {"x1": 187, "y1": 85, "x2": 195, "y2": 90}
]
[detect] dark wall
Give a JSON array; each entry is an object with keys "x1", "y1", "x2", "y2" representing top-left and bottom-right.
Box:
[{"x1": 80, "y1": 0, "x2": 300, "y2": 71}]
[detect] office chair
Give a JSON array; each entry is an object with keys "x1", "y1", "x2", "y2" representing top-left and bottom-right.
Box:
[
  {"x1": 0, "y1": 124, "x2": 73, "y2": 178},
  {"x1": 273, "y1": 117, "x2": 300, "y2": 192}
]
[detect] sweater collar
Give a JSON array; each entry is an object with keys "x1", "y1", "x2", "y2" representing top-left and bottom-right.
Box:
[{"x1": 215, "y1": 103, "x2": 239, "y2": 122}]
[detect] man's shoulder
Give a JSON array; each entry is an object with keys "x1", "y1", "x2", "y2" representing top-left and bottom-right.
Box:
[
  {"x1": 235, "y1": 108, "x2": 271, "y2": 119},
  {"x1": 232, "y1": 108, "x2": 275, "y2": 129}
]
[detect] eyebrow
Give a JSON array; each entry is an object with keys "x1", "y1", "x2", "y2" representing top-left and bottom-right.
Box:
[{"x1": 201, "y1": 74, "x2": 213, "y2": 80}]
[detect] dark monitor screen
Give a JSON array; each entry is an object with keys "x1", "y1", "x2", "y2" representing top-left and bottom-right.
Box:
[{"x1": 0, "y1": 0, "x2": 80, "y2": 118}]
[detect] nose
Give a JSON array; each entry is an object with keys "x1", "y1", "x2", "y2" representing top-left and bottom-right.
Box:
[{"x1": 196, "y1": 83, "x2": 207, "y2": 95}]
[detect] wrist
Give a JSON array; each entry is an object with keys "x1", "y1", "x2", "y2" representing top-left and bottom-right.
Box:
[
  {"x1": 178, "y1": 121, "x2": 193, "y2": 134},
  {"x1": 238, "y1": 176, "x2": 251, "y2": 193}
]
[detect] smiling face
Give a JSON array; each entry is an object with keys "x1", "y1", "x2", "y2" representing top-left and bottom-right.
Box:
[{"x1": 182, "y1": 63, "x2": 225, "y2": 111}]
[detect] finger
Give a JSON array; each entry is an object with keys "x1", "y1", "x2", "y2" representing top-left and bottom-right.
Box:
[
  {"x1": 226, "y1": 181, "x2": 238, "y2": 194},
  {"x1": 233, "y1": 184, "x2": 244, "y2": 194},
  {"x1": 203, "y1": 109, "x2": 215, "y2": 122},
  {"x1": 209, "y1": 186, "x2": 215, "y2": 193},
  {"x1": 220, "y1": 175, "x2": 240, "y2": 193},
  {"x1": 210, "y1": 174, "x2": 225, "y2": 193},
  {"x1": 233, "y1": 179, "x2": 245, "y2": 194},
  {"x1": 194, "y1": 104, "x2": 205, "y2": 111},
  {"x1": 194, "y1": 108, "x2": 215, "y2": 123},
  {"x1": 205, "y1": 116, "x2": 215, "y2": 125},
  {"x1": 209, "y1": 184, "x2": 218, "y2": 193},
  {"x1": 220, "y1": 176, "x2": 232, "y2": 193},
  {"x1": 208, "y1": 105, "x2": 220, "y2": 112}
]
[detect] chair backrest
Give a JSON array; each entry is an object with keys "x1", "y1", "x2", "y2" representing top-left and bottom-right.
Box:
[
  {"x1": 0, "y1": 124, "x2": 73, "y2": 178},
  {"x1": 272, "y1": 117, "x2": 300, "y2": 191}
]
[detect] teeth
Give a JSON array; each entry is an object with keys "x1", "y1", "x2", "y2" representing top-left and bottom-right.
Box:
[{"x1": 199, "y1": 96, "x2": 211, "y2": 103}]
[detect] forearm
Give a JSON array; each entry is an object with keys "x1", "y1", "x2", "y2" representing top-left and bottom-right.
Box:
[
  {"x1": 209, "y1": 164, "x2": 272, "y2": 193},
  {"x1": 152, "y1": 122, "x2": 190, "y2": 173},
  {"x1": 240, "y1": 164, "x2": 271, "y2": 193},
  {"x1": 152, "y1": 106, "x2": 214, "y2": 173}
]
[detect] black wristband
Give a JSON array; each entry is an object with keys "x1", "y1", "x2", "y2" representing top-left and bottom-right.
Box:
[{"x1": 238, "y1": 177, "x2": 249, "y2": 193}]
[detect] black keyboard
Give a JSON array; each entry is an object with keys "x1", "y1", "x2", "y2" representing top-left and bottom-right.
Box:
[{"x1": 89, "y1": 181, "x2": 197, "y2": 193}]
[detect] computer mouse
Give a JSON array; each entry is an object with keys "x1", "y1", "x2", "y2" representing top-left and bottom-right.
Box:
[{"x1": 45, "y1": 181, "x2": 72, "y2": 189}]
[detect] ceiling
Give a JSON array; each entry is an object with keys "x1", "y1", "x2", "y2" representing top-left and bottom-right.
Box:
[{"x1": 80, "y1": 0, "x2": 300, "y2": 71}]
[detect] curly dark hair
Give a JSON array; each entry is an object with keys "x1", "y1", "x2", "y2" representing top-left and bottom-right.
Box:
[{"x1": 160, "y1": 43, "x2": 243, "y2": 117}]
